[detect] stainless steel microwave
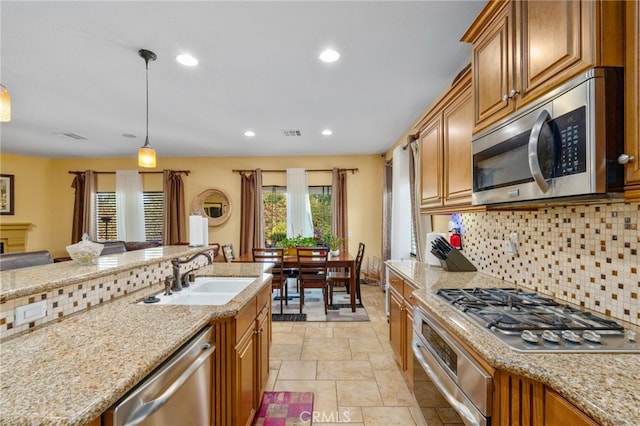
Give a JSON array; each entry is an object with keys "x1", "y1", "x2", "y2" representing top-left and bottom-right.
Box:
[{"x1": 471, "y1": 68, "x2": 624, "y2": 206}]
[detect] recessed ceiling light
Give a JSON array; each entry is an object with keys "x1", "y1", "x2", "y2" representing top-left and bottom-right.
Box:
[
  {"x1": 319, "y1": 49, "x2": 340, "y2": 63},
  {"x1": 244, "y1": 130, "x2": 256, "y2": 137},
  {"x1": 176, "y1": 53, "x2": 198, "y2": 66},
  {"x1": 321, "y1": 129, "x2": 333, "y2": 136}
]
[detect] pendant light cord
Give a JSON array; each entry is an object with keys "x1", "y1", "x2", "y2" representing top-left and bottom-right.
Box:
[{"x1": 145, "y1": 58, "x2": 149, "y2": 144}]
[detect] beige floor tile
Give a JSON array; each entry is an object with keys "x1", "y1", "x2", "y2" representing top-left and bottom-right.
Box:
[
  {"x1": 317, "y1": 360, "x2": 374, "y2": 380},
  {"x1": 305, "y1": 327, "x2": 334, "y2": 339},
  {"x1": 272, "y1": 330, "x2": 306, "y2": 345},
  {"x1": 271, "y1": 343, "x2": 302, "y2": 360},
  {"x1": 277, "y1": 360, "x2": 317, "y2": 380},
  {"x1": 374, "y1": 370, "x2": 415, "y2": 406},
  {"x1": 338, "y1": 406, "x2": 363, "y2": 422},
  {"x1": 349, "y1": 337, "x2": 383, "y2": 353},
  {"x1": 368, "y1": 352, "x2": 398, "y2": 370},
  {"x1": 273, "y1": 379, "x2": 338, "y2": 417},
  {"x1": 361, "y1": 406, "x2": 417, "y2": 426},
  {"x1": 435, "y1": 407, "x2": 464, "y2": 424},
  {"x1": 336, "y1": 380, "x2": 383, "y2": 407},
  {"x1": 270, "y1": 359, "x2": 282, "y2": 370},
  {"x1": 301, "y1": 338, "x2": 351, "y2": 360},
  {"x1": 350, "y1": 352, "x2": 370, "y2": 361},
  {"x1": 333, "y1": 326, "x2": 377, "y2": 339}
]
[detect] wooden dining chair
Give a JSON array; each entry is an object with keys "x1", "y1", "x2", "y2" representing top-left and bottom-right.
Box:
[
  {"x1": 252, "y1": 248, "x2": 287, "y2": 314},
  {"x1": 328, "y1": 242, "x2": 365, "y2": 306},
  {"x1": 296, "y1": 247, "x2": 329, "y2": 315},
  {"x1": 222, "y1": 243, "x2": 235, "y2": 262}
]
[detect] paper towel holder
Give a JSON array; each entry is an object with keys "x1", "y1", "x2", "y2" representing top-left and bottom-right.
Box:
[{"x1": 192, "y1": 187, "x2": 232, "y2": 227}]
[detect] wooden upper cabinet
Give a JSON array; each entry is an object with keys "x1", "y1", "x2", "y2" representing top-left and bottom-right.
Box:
[
  {"x1": 419, "y1": 115, "x2": 443, "y2": 208},
  {"x1": 472, "y1": 1, "x2": 515, "y2": 126},
  {"x1": 443, "y1": 83, "x2": 473, "y2": 207},
  {"x1": 463, "y1": 0, "x2": 624, "y2": 133},
  {"x1": 624, "y1": 0, "x2": 640, "y2": 200},
  {"x1": 418, "y1": 70, "x2": 473, "y2": 212}
]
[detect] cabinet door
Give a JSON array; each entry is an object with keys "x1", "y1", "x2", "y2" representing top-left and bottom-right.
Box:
[
  {"x1": 472, "y1": 2, "x2": 516, "y2": 129},
  {"x1": 518, "y1": 0, "x2": 592, "y2": 103},
  {"x1": 443, "y1": 82, "x2": 473, "y2": 206},
  {"x1": 544, "y1": 389, "x2": 599, "y2": 426},
  {"x1": 388, "y1": 286, "x2": 405, "y2": 369},
  {"x1": 235, "y1": 327, "x2": 256, "y2": 426},
  {"x1": 403, "y1": 308, "x2": 414, "y2": 386},
  {"x1": 625, "y1": 0, "x2": 640, "y2": 191},
  {"x1": 420, "y1": 116, "x2": 443, "y2": 208},
  {"x1": 256, "y1": 307, "x2": 270, "y2": 400}
]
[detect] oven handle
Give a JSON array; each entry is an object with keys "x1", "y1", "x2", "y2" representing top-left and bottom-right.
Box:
[
  {"x1": 412, "y1": 337, "x2": 488, "y2": 426},
  {"x1": 528, "y1": 109, "x2": 552, "y2": 193}
]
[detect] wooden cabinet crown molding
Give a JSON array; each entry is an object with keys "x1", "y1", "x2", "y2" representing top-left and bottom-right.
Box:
[{"x1": 460, "y1": 0, "x2": 510, "y2": 44}]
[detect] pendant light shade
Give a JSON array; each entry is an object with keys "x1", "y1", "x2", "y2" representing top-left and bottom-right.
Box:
[
  {"x1": 138, "y1": 49, "x2": 157, "y2": 168},
  {"x1": 0, "y1": 84, "x2": 11, "y2": 122}
]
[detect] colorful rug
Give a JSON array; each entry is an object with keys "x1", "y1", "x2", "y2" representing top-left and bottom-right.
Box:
[
  {"x1": 272, "y1": 287, "x2": 369, "y2": 322},
  {"x1": 253, "y1": 391, "x2": 314, "y2": 425}
]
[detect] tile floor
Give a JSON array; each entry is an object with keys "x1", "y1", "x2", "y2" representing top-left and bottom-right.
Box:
[{"x1": 265, "y1": 283, "x2": 430, "y2": 425}]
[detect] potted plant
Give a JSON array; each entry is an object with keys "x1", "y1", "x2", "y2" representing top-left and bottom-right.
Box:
[
  {"x1": 276, "y1": 235, "x2": 316, "y2": 256},
  {"x1": 323, "y1": 233, "x2": 345, "y2": 257}
]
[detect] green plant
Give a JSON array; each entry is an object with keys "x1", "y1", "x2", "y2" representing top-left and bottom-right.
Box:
[
  {"x1": 323, "y1": 233, "x2": 345, "y2": 251},
  {"x1": 275, "y1": 235, "x2": 316, "y2": 249}
]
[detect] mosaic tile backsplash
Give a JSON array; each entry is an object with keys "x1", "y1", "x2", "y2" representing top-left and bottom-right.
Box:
[{"x1": 456, "y1": 202, "x2": 640, "y2": 325}]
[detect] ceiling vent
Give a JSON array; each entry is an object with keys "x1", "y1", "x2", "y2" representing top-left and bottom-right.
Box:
[
  {"x1": 282, "y1": 129, "x2": 302, "y2": 137},
  {"x1": 53, "y1": 132, "x2": 87, "y2": 140}
]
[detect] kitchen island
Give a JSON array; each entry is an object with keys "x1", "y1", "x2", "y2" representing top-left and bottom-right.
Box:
[
  {"x1": 0, "y1": 249, "x2": 272, "y2": 426},
  {"x1": 386, "y1": 259, "x2": 640, "y2": 426}
]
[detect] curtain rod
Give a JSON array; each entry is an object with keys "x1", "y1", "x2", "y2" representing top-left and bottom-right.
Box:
[
  {"x1": 233, "y1": 168, "x2": 358, "y2": 174},
  {"x1": 402, "y1": 134, "x2": 419, "y2": 150},
  {"x1": 68, "y1": 170, "x2": 190, "y2": 175}
]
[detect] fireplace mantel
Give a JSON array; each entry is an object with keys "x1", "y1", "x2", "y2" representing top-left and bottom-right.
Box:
[{"x1": 0, "y1": 223, "x2": 32, "y2": 253}]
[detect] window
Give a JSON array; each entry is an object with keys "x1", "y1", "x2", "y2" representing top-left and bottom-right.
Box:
[
  {"x1": 262, "y1": 185, "x2": 332, "y2": 247},
  {"x1": 96, "y1": 192, "x2": 163, "y2": 242}
]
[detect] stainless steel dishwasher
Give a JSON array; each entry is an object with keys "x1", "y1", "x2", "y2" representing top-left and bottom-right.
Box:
[{"x1": 103, "y1": 326, "x2": 214, "y2": 426}]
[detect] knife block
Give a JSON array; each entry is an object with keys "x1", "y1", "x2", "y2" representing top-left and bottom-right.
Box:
[{"x1": 438, "y1": 248, "x2": 477, "y2": 272}]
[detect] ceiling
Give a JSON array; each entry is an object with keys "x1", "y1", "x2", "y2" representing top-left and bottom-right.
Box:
[{"x1": 0, "y1": 1, "x2": 486, "y2": 160}]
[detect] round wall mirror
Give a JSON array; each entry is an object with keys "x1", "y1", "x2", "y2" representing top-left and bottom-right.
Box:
[{"x1": 192, "y1": 188, "x2": 232, "y2": 227}]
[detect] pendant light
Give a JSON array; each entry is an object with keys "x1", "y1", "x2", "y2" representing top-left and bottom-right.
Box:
[
  {"x1": 138, "y1": 49, "x2": 157, "y2": 168},
  {"x1": 0, "y1": 84, "x2": 11, "y2": 122}
]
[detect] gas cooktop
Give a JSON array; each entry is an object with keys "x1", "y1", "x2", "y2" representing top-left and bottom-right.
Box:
[{"x1": 436, "y1": 287, "x2": 639, "y2": 353}]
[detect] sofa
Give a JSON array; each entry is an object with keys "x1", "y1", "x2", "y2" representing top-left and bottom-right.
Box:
[{"x1": 0, "y1": 250, "x2": 54, "y2": 271}]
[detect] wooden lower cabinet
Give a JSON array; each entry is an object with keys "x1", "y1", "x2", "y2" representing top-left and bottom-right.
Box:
[
  {"x1": 493, "y1": 370, "x2": 599, "y2": 426},
  {"x1": 233, "y1": 283, "x2": 272, "y2": 426},
  {"x1": 387, "y1": 270, "x2": 416, "y2": 386}
]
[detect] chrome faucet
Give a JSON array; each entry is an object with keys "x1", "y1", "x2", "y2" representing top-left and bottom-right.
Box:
[{"x1": 170, "y1": 252, "x2": 213, "y2": 291}]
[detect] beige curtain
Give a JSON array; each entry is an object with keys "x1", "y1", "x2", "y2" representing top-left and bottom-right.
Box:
[
  {"x1": 331, "y1": 168, "x2": 348, "y2": 252},
  {"x1": 240, "y1": 169, "x2": 264, "y2": 255},
  {"x1": 71, "y1": 170, "x2": 97, "y2": 243},
  {"x1": 162, "y1": 170, "x2": 186, "y2": 245},
  {"x1": 408, "y1": 138, "x2": 425, "y2": 262}
]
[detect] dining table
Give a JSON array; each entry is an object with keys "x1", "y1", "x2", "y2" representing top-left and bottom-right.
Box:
[{"x1": 233, "y1": 250, "x2": 358, "y2": 312}]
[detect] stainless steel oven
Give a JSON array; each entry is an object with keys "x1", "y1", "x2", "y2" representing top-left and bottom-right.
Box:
[
  {"x1": 471, "y1": 67, "x2": 624, "y2": 206},
  {"x1": 412, "y1": 306, "x2": 492, "y2": 426}
]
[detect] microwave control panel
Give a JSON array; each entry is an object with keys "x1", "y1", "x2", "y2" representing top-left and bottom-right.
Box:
[{"x1": 554, "y1": 106, "x2": 587, "y2": 177}]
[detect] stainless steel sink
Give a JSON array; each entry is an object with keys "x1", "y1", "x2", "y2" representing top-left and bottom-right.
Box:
[{"x1": 139, "y1": 277, "x2": 256, "y2": 306}]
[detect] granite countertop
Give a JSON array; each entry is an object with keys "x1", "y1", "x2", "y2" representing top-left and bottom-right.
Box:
[
  {"x1": 0, "y1": 263, "x2": 271, "y2": 426},
  {"x1": 386, "y1": 259, "x2": 640, "y2": 426},
  {"x1": 0, "y1": 246, "x2": 212, "y2": 302}
]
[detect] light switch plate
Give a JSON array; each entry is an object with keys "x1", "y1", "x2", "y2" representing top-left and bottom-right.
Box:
[{"x1": 15, "y1": 300, "x2": 47, "y2": 326}]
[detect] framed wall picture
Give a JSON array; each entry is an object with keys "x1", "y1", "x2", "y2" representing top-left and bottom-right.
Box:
[{"x1": 0, "y1": 174, "x2": 15, "y2": 215}]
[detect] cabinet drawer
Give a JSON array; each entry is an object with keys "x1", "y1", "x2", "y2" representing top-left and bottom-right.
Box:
[
  {"x1": 235, "y1": 298, "x2": 256, "y2": 343},
  {"x1": 257, "y1": 282, "x2": 271, "y2": 312},
  {"x1": 389, "y1": 271, "x2": 404, "y2": 294},
  {"x1": 403, "y1": 282, "x2": 417, "y2": 307}
]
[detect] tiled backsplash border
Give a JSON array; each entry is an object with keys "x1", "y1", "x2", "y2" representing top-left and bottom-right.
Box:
[
  {"x1": 457, "y1": 203, "x2": 639, "y2": 325},
  {"x1": 0, "y1": 256, "x2": 211, "y2": 340}
]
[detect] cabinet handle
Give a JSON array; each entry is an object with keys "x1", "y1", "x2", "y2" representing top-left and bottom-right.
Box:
[
  {"x1": 502, "y1": 89, "x2": 520, "y2": 101},
  {"x1": 618, "y1": 154, "x2": 636, "y2": 164}
]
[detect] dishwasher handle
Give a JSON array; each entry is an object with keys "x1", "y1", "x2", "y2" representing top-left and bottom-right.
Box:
[{"x1": 125, "y1": 342, "x2": 215, "y2": 426}]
